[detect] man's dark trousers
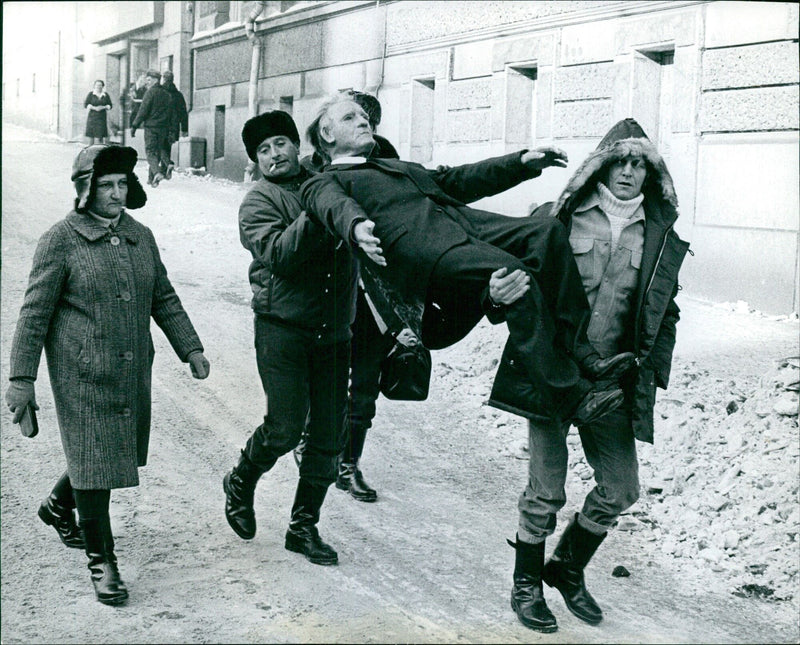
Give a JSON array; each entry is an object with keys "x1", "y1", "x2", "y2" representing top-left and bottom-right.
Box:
[
  {"x1": 143, "y1": 127, "x2": 172, "y2": 183},
  {"x1": 427, "y1": 210, "x2": 593, "y2": 417},
  {"x1": 244, "y1": 316, "x2": 349, "y2": 487}
]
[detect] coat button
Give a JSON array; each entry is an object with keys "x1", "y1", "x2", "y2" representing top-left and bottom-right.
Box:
[
  {"x1": 121, "y1": 351, "x2": 134, "y2": 361},
  {"x1": 110, "y1": 236, "x2": 120, "y2": 246},
  {"x1": 122, "y1": 408, "x2": 131, "y2": 417},
  {"x1": 120, "y1": 292, "x2": 131, "y2": 301}
]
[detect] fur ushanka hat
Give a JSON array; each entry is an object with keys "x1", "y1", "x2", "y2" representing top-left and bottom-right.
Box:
[
  {"x1": 241, "y1": 111, "x2": 300, "y2": 162},
  {"x1": 72, "y1": 144, "x2": 147, "y2": 212},
  {"x1": 550, "y1": 118, "x2": 679, "y2": 221}
]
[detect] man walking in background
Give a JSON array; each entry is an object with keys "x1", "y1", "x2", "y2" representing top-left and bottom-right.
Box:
[
  {"x1": 161, "y1": 70, "x2": 189, "y2": 179},
  {"x1": 131, "y1": 69, "x2": 172, "y2": 187}
]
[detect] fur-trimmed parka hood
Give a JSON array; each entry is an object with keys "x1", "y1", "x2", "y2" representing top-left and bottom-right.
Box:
[{"x1": 550, "y1": 118, "x2": 679, "y2": 225}]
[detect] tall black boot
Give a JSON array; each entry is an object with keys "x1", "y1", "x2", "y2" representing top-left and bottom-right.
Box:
[
  {"x1": 335, "y1": 425, "x2": 377, "y2": 502},
  {"x1": 509, "y1": 536, "x2": 557, "y2": 633},
  {"x1": 38, "y1": 473, "x2": 84, "y2": 549},
  {"x1": 542, "y1": 514, "x2": 606, "y2": 625},
  {"x1": 284, "y1": 479, "x2": 337, "y2": 565},
  {"x1": 81, "y1": 516, "x2": 128, "y2": 606},
  {"x1": 223, "y1": 451, "x2": 265, "y2": 540}
]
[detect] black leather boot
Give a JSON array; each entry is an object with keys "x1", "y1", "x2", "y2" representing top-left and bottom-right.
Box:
[
  {"x1": 38, "y1": 494, "x2": 84, "y2": 549},
  {"x1": 335, "y1": 425, "x2": 377, "y2": 502},
  {"x1": 542, "y1": 514, "x2": 606, "y2": 625},
  {"x1": 509, "y1": 536, "x2": 557, "y2": 633},
  {"x1": 81, "y1": 516, "x2": 128, "y2": 606},
  {"x1": 223, "y1": 451, "x2": 264, "y2": 540},
  {"x1": 285, "y1": 479, "x2": 338, "y2": 565}
]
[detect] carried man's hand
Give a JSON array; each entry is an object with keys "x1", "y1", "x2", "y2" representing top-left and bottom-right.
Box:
[
  {"x1": 521, "y1": 146, "x2": 568, "y2": 170},
  {"x1": 353, "y1": 220, "x2": 386, "y2": 266},
  {"x1": 489, "y1": 267, "x2": 530, "y2": 306}
]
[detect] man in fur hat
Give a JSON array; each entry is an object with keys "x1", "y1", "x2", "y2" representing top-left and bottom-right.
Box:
[
  {"x1": 503, "y1": 118, "x2": 690, "y2": 632},
  {"x1": 222, "y1": 110, "x2": 357, "y2": 566}
]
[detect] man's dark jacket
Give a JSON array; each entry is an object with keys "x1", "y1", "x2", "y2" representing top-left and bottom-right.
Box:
[
  {"x1": 132, "y1": 84, "x2": 173, "y2": 131},
  {"x1": 164, "y1": 82, "x2": 188, "y2": 139},
  {"x1": 537, "y1": 118, "x2": 690, "y2": 442},
  {"x1": 300, "y1": 152, "x2": 540, "y2": 349}
]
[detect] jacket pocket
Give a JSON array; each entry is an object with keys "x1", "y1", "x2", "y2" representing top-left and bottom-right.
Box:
[
  {"x1": 378, "y1": 223, "x2": 408, "y2": 252},
  {"x1": 569, "y1": 237, "x2": 598, "y2": 290}
]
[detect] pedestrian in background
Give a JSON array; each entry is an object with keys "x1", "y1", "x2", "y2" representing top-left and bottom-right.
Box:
[
  {"x1": 5, "y1": 145, "x2": 210, "y2": 606},
  {"x1": 84, "y1": 80, "x2": 112, "y2": 145},
  {"x1": 506, "y1": 118, "x2": 689, "y2": 633},
  {"x1": 222, "y1": 111, "x2": 357, "y2": 566},
  {"x1": 128, "y1": 73, "x2": 147, "y2": 129},
  {"x1": 131, "y1": 69, "x2": 173, "y2": 187},
  {"x1": 160, "y1": 70, "x2": 189, "y2": 178}
]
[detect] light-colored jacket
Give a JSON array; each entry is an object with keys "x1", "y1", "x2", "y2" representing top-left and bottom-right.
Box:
[{"x1": 9, "y1": 211, "x2": 203, "y2": 488}]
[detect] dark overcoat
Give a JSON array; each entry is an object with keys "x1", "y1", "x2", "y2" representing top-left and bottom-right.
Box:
[
  {"x1": 300, "y1": 152, "x2": 540, "y2": 348},
  {"x1": 10, "y1": 211, "x2": 203, "y2": 488}
]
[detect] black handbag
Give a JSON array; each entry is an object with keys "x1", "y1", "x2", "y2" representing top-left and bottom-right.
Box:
[{"x1": 379, "y1": 341, "x2": 432, "y2": 401}]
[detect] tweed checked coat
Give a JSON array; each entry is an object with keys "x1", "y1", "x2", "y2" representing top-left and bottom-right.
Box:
[{"x1": 9, "y1": 210, "x2": 203, "y2": 489}]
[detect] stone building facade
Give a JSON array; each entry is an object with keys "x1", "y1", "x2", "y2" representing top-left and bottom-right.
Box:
[{"x1": 2, "y1": 1, "x2": 798, "y2": 313}]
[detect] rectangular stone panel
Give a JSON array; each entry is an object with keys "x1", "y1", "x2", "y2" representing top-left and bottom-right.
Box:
[
  {"x1": 448, "y1": 78, "x2": 492, "y2": 110},
  {"x1": 553, "y1": 62, "x2": 615, "y2": 101},
  {"x1": 452, "y1": 41, "x2": 494, "y2": 80},
  {"x1": 552, "y1": 100, "x2": 613, "y2": 138},
  {"x1": 560, "y1": 21, "x2": 616, "y2": 66},
  {"x1": 705, "y1": 1, "x2": 798, "y2": 48},
  {"x1": 613, "y1": 9, "x2": 697, "y2": 53},
  {"x1": 702, "y1": 41, "x2": 799, "y2": 91},
  {"x1": 381, "y1": 51, "x2": 450, "y2": 87},
  {"x1": 699, "y1": 86, "x2": 799, "y2": 132},
  {"x1": 492, "y1": 33, "x2": 555, "y2": 71},
  {"x1": 195, "y1": 40, "x2": 251, "y2": 89},
  {"x1": 680, "y1": 226, "x2": 798, "y2": 314},
  {"x1": 695, "y1": 135, "x2": 799, "y2": 230},
  {"x1": 447, "y1": 109, "x2": 491, "y2": 143}
]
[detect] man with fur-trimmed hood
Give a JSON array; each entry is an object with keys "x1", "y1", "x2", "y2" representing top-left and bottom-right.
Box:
[{"x1": 506, "y1": 118, "x2": 690, "y2": 633}]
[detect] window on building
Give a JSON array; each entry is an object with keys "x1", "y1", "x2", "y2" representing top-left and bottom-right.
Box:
[
  {"x1": 214, "y1": 105, "x2": 226, "y2": 159},
  {"x1": 279, "y1": 95, "x2": 293, "y2": 115},
  {"x1": 505, "y1": 64, "x2": 537, "y2": 146},
  {"x1": 633, "y1": 47, "x2": 675, "y2": 158},
  {"x1": 160, "y1": 55, "x2": 173, "y2": 74},
  {"x1": 410, "y1": 78, "x2": 435, "y2": 163}
]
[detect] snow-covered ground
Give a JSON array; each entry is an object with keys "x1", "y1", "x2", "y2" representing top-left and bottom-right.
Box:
[{"x1": 2, "y1": 122, "x2": 798, "y2": 643}]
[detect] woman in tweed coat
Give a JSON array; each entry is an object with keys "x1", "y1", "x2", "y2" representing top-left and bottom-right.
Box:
[{"x1": 5, "y1": 145, "x2": 210, "y2": 606}]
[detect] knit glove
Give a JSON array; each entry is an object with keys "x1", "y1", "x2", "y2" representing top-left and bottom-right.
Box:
[
  {"x1": 6, "y1": 380, "x2": 38, "y2": 424},
  {"x1": 188, "y1": 351, "x2": 210, "y2": 379}
]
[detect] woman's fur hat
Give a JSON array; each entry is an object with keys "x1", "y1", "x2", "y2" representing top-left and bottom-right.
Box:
[
  {"x1": 550, "y1": 118, "x2": 678, "y2": 220},
  {"x1": 241, "y1": 111, "x2": 300, "y2": 162},
  {"x1": 72, "y1": 144, "x2": 146, "y2": 211}
]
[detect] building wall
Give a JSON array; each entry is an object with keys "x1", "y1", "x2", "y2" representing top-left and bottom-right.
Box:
[
  {"x1": 187, "y1": 0, "x2": 799, "y2": 313},
  {"x1": 4, "y1": 1, "x2": 798, "y2": 313}
]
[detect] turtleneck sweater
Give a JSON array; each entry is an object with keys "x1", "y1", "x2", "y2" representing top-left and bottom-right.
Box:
[{"x1": 596, "y1": 182, "x2": 644, "y2": 248}]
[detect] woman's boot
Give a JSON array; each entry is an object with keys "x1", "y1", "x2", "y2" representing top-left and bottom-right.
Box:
[
  {"x1": 335, "y1": 425, "x2": 377, "y2": 502},
  {"x1": 80, "y1": 516, "x2": 128, "y2": 606},
  {"x1": 284, "y1": 478, "x2": 338, "y2": 565},
  {"x1": 542, "y1": 514, "x2": 606, "y2": 625},
  {"x1": 38, "y1": 473, "x2": 84, "y2": 549},
  {"x1": 509, "y1": 536, "x2": 557, "y2": 632}
]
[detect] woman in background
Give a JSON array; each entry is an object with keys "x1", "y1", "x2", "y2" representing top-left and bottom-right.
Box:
[{"x1": 84, "y1": 80, "x2": 112, "y2": 144}]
